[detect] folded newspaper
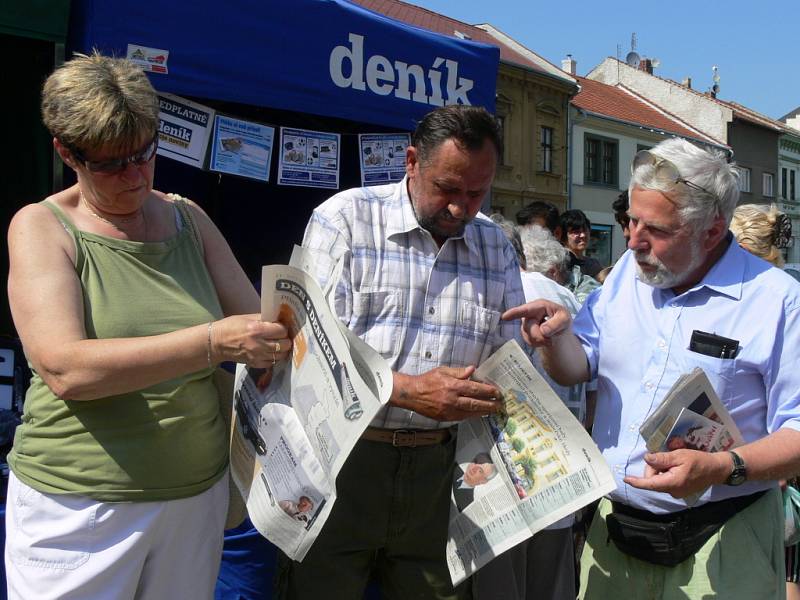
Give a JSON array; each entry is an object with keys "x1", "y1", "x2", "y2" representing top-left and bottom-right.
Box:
[
  {"x1": 446, "y1": 340, "x2": 616, "y2": 585},
  {"x1": 638, "y1": 367, "x2": 743, "y2": 504},
  {"x1": 228, "y1": 265, "x2": 392, "y2": 561},
  {"x1": 639, "y1": 367, "x2": 743, "y2": 454}
]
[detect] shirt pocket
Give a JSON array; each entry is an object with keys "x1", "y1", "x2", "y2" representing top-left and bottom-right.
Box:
[
  {"x1": 679, "y1": 350, "x2": 737, "y2": 404},
  {"x1": 350, "y1": 290, "x2": 405, "y2": 360},
  {"x1": 450, "y1": 301, "x2": 501, "y2": 367}
]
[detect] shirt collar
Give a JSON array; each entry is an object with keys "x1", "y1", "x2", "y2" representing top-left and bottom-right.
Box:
[
  {"x1": 668, "y1": 232, "x2": 743, "y2": 301},
  {"x1": 692, "y1": 232, "x2": 744, "y2": 300},
  {"x1": 386, "y1": 176, "x2": 481, "y2": 256}
]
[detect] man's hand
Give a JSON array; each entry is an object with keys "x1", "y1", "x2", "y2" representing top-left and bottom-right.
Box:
[
  {"x1": 502, "y1": 300, "x2": 572, "y2": 347},
  {"x1": 391, "y1": 367, "x2": 502, "y2": 421},
  {"x1": 624, "y1": 450, "x2": 732, "y2": 499}
]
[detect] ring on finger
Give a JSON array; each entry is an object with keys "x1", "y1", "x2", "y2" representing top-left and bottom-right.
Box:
[{"x1": 271, "y1": 341, "x2": 281, "y2": 353}]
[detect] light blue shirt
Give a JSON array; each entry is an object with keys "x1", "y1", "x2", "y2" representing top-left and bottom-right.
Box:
[{"x1": 573, "y1": 237, "x2": 800, "y2": 513}]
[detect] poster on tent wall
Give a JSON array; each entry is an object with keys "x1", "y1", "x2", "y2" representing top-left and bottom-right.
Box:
[
  {"x1": 278, "y1": 128, "x2": 340, "y2": 190},
  {"x1": 209, "y1": 115, "x2": 275, "y2": 182},
  {"x1": 156, "y1": 92, "x2": 215, "y2": 169},
  {"x1": 358, "y1": 133, "x2": 410, "y2": 187}
]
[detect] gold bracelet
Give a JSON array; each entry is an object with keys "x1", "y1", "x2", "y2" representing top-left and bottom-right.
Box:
[{"x1": 207, "y1": 322, "x2": 214, "y2": 368}]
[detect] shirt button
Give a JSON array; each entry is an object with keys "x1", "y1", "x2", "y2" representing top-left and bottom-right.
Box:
[
  {"x1": 629, "y1": 422, "x2": 639, "y2": 432},
  {"x1": 425, "y1": 351, "x2": 432, "y2": 359},
  {"x1": 645, "y1": 381, "x2": 653, "y2": 390},
  {"x1": 657, "y1": 339, "x2": 667, "y2": 350},
  {"x1": 428, "y1": 306, "x2": 436, "y2": 315},
  {"x1": 614, "y1": 465, "x2": 623, "y2": 474}
]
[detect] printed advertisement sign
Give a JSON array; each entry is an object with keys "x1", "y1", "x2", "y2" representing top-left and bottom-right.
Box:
[
  {"x1": 358, "y1": 133, "x2": 410, "y2": 186},
  {"x1": 210, "y1": 115, "x2": 275, "y2": 182},
  {"x1": 156, "y1": 93, "x2": 215, "y2": 169},
  {"x1": 278, "y1": 128, "x2": 340, "y2": 189}
]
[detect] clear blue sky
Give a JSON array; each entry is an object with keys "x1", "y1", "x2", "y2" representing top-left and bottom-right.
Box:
[{"x1": 408, "y1": 0, "x2": 797, "y2": 120}]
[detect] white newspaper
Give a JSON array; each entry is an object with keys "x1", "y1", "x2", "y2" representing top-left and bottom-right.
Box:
[
  {"x1": 446, "y1": 340, "x2": 616, "y2": 585},
  {"x1": 228, "y1": 265, "x2": 392, "y2": 560}
]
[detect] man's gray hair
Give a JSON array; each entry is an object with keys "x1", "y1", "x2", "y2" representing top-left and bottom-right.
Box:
[
  {"x1": 519, "y1": 225, "x2": 570, "y2": 279},
  {"x1": 628, "y1": 138, "x2": 739, "y2": 231}
]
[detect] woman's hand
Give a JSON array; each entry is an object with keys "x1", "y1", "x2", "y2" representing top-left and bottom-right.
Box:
[{"x1": 211, "y1": 314, "x2": 292, "y2": 368}]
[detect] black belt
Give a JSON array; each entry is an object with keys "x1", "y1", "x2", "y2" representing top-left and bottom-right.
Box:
[
  {"x1": 606, "y1": 491, "x2": 767, "y2": 566},
  {"x1": 361, "y1": 426, "x2": 452, "y2": 447},
  {"x1": 611, "y1": 490, "x2": 766, "y2": 528}
]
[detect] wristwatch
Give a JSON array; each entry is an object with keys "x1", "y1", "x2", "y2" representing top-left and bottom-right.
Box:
[{"x1": 725, "y1": 450, "x2": 747, "y2": 486}]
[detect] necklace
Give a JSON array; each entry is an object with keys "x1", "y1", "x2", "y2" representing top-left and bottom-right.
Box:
[{"x1": 80, "y1": 191, "x2": 146, "y2": 232}]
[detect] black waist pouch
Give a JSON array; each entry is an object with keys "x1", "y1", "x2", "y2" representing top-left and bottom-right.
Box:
[{"x1": 605, "y1": 492, "x2": 765, "y2": 567}]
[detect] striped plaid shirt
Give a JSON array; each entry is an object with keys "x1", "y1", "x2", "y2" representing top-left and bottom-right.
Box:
[{"x1": 301, "y1": 178, "x2": 526, "y2": 429}]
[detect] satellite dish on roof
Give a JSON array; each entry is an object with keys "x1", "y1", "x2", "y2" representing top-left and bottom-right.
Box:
[
  {"x1": 626, "y1": 51, "x2": 641, "y2": 68},
  {"x1": 651, "y1": 58, "x2": 661, "y2": 69}
]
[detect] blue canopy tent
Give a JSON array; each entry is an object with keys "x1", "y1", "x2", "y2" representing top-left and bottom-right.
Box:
[
  {"x1": 66, "y1": 0, "x2": 500, "y2": 282},
  {"x1": 69, "y1": 0, "x2": 499, "y2": 129}
]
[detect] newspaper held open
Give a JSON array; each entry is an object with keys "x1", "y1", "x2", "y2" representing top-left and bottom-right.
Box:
[
  {"x1": 446, "y1": 340, "x2": 616, "y2": 585},
  {"x1": 228, "y1": 265, "x2": 392, "y2": 561}
]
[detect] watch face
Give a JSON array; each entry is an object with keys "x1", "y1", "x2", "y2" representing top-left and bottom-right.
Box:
[
  {"x1": 726, "y1": 452, "x2": 747, "y2": 486},
  {"x1": 727, "y1": 470, "x2": 747, "y2": 486}
]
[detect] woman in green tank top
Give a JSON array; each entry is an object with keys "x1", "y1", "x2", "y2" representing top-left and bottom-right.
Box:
[{"x1": 5, "y1": 52, "x2": 291, "y2": 600}]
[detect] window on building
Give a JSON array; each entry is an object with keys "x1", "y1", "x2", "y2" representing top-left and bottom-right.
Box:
[
  {"x1": 584, "y1": 134, "x2": 617, "y2": 185},
  {"x1": 540, "y1": 126, "x2": 553, "y2": 173},
  {"x1": 589, "y1": 224, "x2": 612, "y2": 267},
  {"x1": 495, "y1": 115, "x2": 506, "y2": 165},
  {"x1": 763, "y1": 172, "x2": 775, "y2": 197},
  {"x1": 736, "y1": 167, "x2": 751, "y2": 193},
  {"x1": 783, "y1": 168, "x2": 788, "y2": 199},
  {"x1": 792, "y1": 170, "x2": 796, "y2": 201}
]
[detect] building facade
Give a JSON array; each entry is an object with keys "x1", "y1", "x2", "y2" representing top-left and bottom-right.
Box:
[
  {"x1": 352, "y1": 0, "x2": 578, "y2": 218},
  {"x1": 567, "y1": 73, "x2": 727, "y2": 262}
]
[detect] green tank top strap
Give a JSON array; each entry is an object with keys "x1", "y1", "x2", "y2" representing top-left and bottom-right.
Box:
[
  {"x1": 168, "y1": 194, "x2": 204, "y2": 258},
  {"x1": 41, "y1": 199, "x2": 85, "y2": 269}
]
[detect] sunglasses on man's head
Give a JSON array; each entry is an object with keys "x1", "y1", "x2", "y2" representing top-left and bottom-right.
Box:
[
  {"x1": 631, "y1": 149, "x2": 716, "y2": 199},
  {"x1": 68, "y1": 134, "x2": 159, "y2": 174}
]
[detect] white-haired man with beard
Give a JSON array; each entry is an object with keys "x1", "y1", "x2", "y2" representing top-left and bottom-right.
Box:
[{"x1": 504, "y1": 137, "x2": 800, "y2": 599}]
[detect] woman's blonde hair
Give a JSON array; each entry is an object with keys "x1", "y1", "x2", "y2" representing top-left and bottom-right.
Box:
[
  {"x1": 41, "y1": 51, "x2": 159, "y2": 155},
  {"x1": 729, "y1": 204, "x2": 786, "y2": 267}
]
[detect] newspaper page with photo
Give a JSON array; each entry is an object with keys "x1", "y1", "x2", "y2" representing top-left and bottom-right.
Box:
[
  {"x1": 639, "y1": 367, "x2": 743, "y2": 453},
  {"x1": 638, "y1": 367, "x2": 744, "y2": 504},
  {"x1": 228, "y1": 265, "x2": 392, "y2": 561},
  {"x1": 446, "y1": 340, "x2": 616, "y2": 585}
]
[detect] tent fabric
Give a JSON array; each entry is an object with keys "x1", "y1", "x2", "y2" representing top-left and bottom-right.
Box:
[
  {"x1": 69, "y1": 0, "x2": 499, "y2": 130},
  {"x1": 0, "y1": 0, "x2": 70, "y2": 43}
]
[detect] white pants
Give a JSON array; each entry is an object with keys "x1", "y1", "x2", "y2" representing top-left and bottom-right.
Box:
[{"x1": 5, "y1": 471, "x2": 228, "y2": 600}]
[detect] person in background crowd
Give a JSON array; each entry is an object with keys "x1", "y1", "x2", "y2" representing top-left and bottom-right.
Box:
[
  {"x1": 731, "y1": 202, "x2": 799, "y2": 600},
  {"x1": 730, "y1": 203, "x2": 791, "y2": 269},
  {"x1": 505, "y1": 138, "x2": 800, "y2": 599},
  {"x1": 277, "y1": 105, "x2": 526, "y2": 600},
  {"x1": 612, "y1": 190, "x2": 631, "y2": 245},
  {"x1": 594, "y1": 266, "x2": 613, "y2": 284},
  {"x1": 5, "y1": 52, "x2": 290, "y2": 600},
  {"x1": 516, "y1": 200, "x2": 562, "y2": 240},
  {"x1": 559, "y1": 209, "x2": 603, "y2": 279},
  {"x1": 474, "y1": 219, "x2": 581, "y2": 600}
]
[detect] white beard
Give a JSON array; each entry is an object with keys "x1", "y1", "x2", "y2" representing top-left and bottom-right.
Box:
[{"x1": 634, "y1": 239, "x2": 703, "y2": 289}]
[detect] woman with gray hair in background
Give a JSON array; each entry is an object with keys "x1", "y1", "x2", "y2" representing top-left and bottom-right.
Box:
[
  {"x1": 5, "y1": 52, "x2": 291, "y2": 599},
  {"x1": 478, "y1": 219, "x2": 582, "y2": 600}
]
